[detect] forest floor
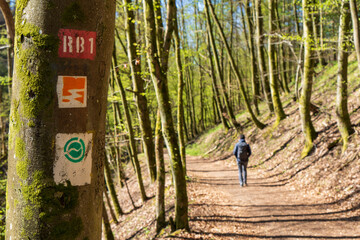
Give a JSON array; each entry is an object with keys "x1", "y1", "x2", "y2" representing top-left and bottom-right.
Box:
[{"x1": 110, "y1": 61, "x2": 360, "y2": 239}]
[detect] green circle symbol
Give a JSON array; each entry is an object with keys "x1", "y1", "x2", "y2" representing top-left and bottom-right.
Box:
[{"x1": 64, "y1": 137, "x2": 86, "y2": 163}]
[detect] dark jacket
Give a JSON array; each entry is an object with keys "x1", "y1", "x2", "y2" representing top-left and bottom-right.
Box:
[{"x1": 233, "y1": 139, "x2": 251, "y2": 161}]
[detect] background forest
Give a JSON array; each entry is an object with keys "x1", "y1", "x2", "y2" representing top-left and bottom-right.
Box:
[{"x1": 1, "y1": 0, "x2": 360, "y2": 238}]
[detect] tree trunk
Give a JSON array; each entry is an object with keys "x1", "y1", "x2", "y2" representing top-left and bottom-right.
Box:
[
  {"x1": 206, "y1": 0, "x2": 266, "y2": 130},
  {"x1": 245, "y1": 0, "x2": 260, "y2": 115},
  {"x1": 104, "y1": 189, "x2": 118, "y2": 224},
  {"x1": 0, "y1": 0, "x2": 15, "y2": 156},
  {"x1": 349, "y1": 0, "x2": 360, "y2": 71},
  {"x1": 142, "y1": 0, "x2": 189, "y2": 230},
  {"x1": 293, "y1": 0, "x2": 301, "y2": 35},
  {"x1": 104, "y1": 153, "x2": 123, "y2": 218},
  {"x1": 300, "y1": 0, "x2": 317, "y2": 158},
  {"x1": 155, "y1": 110, "x2": 166, "y2": 233},
  {"x1": 112, "y1": 57, "x2": 147, "y2": 202},
  {"x1": 102, "y1": 202, "x2": 115, "y2": 240},
  {"x1": 207, "y1": 34, "x2": 230, "y2": 131},
  {"x1": 122, "y1": 0, "x2": 157, "y2": 183},
  {"x1": 174, "y1": 18, "x2": 187, "y2": 174},
  {"x1": 0, "y1": 0, "x2": 15, "y2": 88},
  {"x1": 269, "y1": 0, "x2": 286, "y2": 125},
  {"x1": 255, "y1": 0, "x2": 274, "y2": 113},
  {"x1": 5, "y1": 1, "x2": 115, "y2": 239},
  {"x1": 204, "y1": 1, "x2": 240, "y2": 131},
  {"x1": 336, "y1": 0, "x2": 354, "y2": 151}
]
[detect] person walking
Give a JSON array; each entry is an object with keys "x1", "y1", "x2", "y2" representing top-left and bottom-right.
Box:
[{"x1": 233, "y1": 134, "x2": 251, "y2": 187}]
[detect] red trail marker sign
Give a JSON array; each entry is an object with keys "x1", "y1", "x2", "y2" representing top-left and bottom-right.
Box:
[{"x1": 58, "y1": 28, "x2": 96, "y2": 60}]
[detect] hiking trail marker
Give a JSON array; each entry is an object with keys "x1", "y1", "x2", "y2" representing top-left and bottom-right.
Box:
[
  {"x1": 58, "y1": 28, "x2": 96, "y2": 60},
  {"x1": 57, "y1": 76, "x2": 87, "y2": 108},
  {"x1": 53, "y1": 133, "x2": 93, "y2": 186}
]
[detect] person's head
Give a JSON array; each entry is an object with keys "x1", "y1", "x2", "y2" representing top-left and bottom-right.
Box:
[{"x1": 240, "y1": 134, "x2": 245, "y2": 140}]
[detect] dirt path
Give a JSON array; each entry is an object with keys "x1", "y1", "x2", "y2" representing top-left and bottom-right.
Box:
[{"x1": 184, "y1": 156, "x2": 360, "y2": 240}]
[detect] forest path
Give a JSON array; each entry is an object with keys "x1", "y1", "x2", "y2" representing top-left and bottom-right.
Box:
[{"x1": 185, "y1": 155, "x2": 360, "y2": 240}]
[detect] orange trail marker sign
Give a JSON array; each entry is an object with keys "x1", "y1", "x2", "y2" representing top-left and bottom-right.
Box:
[{"x1": 57, "y1": 76, "x2": 87, "y2": 108}]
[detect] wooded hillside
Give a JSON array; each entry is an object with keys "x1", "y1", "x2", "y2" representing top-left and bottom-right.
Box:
[{"x1": 0, "y1": 0, "x2": 360, "y2": 239}]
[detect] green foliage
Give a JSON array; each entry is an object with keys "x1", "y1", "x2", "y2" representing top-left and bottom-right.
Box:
[{"x1": 0, "y1": 179, "x2": 6, "y2": 239}]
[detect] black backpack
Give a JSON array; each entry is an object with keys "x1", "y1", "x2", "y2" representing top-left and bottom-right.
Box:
[{"x1": 237, "y1": 142, "x2": 249, "y2": 161}]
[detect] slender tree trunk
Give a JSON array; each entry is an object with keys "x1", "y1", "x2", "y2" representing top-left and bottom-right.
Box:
[
  {"x1": 102, "y1": 202, "x2": 115, "y2": 240},
  {"x1": 204, "y1": 1, "x2": 240, "y2": 131},
  {"x1": 104, "y1": 153, "x2": 123, "y2": 218},
  {"x1": 255, "y1": 0, "x2": 274, "y2": 113},
  {"x1": 350, "y1": 0, "x2": 360, "y2": 71},
  {"x1": 206, "y1": 0, "x2": 266, "y2": 129},
  {"x1": 275, "y1": 0, "x2": 290, "y2": 94},
  {"x1": 123, "y1": 0, "x2": 156, "y2": 183},
  {"x1": 336, "y1": 0, "x2": 354, "y2": 151},
  {"x1": 0, "y1": 0, "x2": 14, "y2": 156},
  {"x1": 269, "y1": 0, "x2": 286, "y2": 125},
  {"x1": 112, "y1": 57, "x2": 147, "y2": 202},
  {"x1": 104, "y1": 189, "x2": 118, "y2": 224},
  {"x1": 174, "y1": 18, "x2": 187, "y2": 174},
  {"x1": 0, "y1": 0, "x2": 15, "y2": 89},
  {"x1": 245, "y1": 0, "x2": 260, "y2": 115},
  {"x1": 207, "y1": 34, "x2": 230, "y2": 131},
  {"x1": 300, "y1": 0, "x2": 317, "y2": 158},
  {"x1": 155, "y1": 110, "x2": 166, "y2": 233},
  {"x1": 293, "y1": 0, "x2": 301, "y2": 35},
  {"x1": 142, "y1": 0, "x2": 189, "y2": 230},
  {"x1": 6, "y1": 1, "x2": 115, "y2": 239}
]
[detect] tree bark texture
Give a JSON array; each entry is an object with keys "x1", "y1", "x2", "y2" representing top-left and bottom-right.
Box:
[{"x1": 6, "y1": 1, "x2": 115, "y2": 239}]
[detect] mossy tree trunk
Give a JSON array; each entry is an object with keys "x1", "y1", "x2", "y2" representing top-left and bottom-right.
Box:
[
  {"x1": 206, "y1": 0, "x2": 266, "y2": 130},
  {"x1": 142, "y1": 0, "x2": 189, "y2": 230},
  {"x1": 300, "y1": 0, "x2": 317, "y2": 158},
  {"x1": 5, "y1": 1, "x2": 115, "y2": 239},
  {"x1": 112, "y1": 56, "x2": 147, "y2": 202},
  {"x1": 349, "y1": 0, "x2": 360, "y2": 72},
  {"x1": 122, "y1": 0, "x2": 156, "y2": 183},
  {"x1": 269, "y1": 0, "x2": 286, "y2": 125},
  {"x1": 336, "y1": 0, "x2": 354, "y2": 151},
  {"x1": 255, "y1": 0, "x2": 274, "y2": 113}
]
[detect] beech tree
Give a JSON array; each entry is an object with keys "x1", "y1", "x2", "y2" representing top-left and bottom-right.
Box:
[
  {"x1": 142, "y1": 0, "x2": 189, "y2": 230},
  {"x1": 300, "y1": 0, "x2": 317, "y2": 158},
  {"x1": 336, "y1": 0, "x2": 354, "y2": 151},
  {"x1": 268, "y1": 0, "x2": 286, "y2": 125},
  {"x1": 6, "y1": 1, "x2": 115, "y2": 239}
]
